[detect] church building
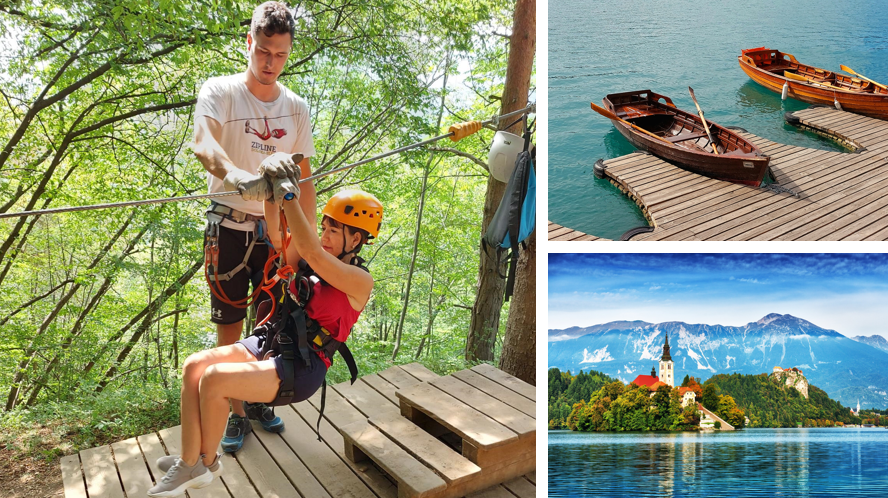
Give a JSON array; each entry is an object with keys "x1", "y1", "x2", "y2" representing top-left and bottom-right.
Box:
[{"x1": 631, "y1": 333, "x2": 676, "y2": 391}]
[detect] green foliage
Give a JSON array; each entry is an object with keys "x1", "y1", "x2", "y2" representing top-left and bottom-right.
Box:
[
  {"x1": 705, "y1": 373, "x2": 859, "y2": 428},
  {"x1": 702, "y1": 383, "x2": 720, "y2": 411},
  {"x1": 0, "y1": 0, "x2": 530, "y2": 464},
  {"x1": 557, "y1": 372, "x2": 701, "y2": 433},
  {"x1": 548, "y1": 368, "x2": 618, "y2": 429}
]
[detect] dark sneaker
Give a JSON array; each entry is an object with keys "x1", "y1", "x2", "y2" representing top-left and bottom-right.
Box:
[
  {"x1": 244, "y1": 402, "x2": 285, "y2": 433},
  {"x1": 221, "y1": 413, "x2": 252, "y2": 453},
  {"x1": 147, "y1": 456, "x2": 212, "y2": 497},
  {"x1": 157, "y1": 452, "x2": 222, "y2": 477}
]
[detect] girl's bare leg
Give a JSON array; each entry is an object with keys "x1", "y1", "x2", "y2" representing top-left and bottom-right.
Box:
[
  {"x1": 179, "y1": 344, "x2": 278, "y2": 466},
  {"x1": 197, "y1": 360, "x2": 280, "y2": 463}
]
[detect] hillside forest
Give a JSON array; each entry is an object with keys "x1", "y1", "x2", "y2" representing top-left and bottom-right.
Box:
[
  {"x1": 549, "y1": 368, "x2": 871, "y2": 432},
  {"x1": 0, "y1": 0, "x2": 536, "y2": 491}
]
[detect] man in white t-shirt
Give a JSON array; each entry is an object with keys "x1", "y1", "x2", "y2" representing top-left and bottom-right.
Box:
[{"x1": 192, "y1": 1, "x2": 315, "y2": 451}]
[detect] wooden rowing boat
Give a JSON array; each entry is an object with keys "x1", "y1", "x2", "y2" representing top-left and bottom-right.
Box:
[
  {"x1": 738, "y1": 47, "x2": 888, "y2": 120},
  {"x1": 600, "y1": 90, "x2": 771, "y2": 186}
]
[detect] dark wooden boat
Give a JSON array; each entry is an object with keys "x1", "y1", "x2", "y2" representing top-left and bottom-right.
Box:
[
  {"x1": 601, "y1": 90, "x2": 771, "y2": 186},
  {"x1": 739, "y1": 47, "x2": 888, "y2": 120}
]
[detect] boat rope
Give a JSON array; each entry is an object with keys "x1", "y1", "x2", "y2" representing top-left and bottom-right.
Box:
[{"x1": 0, "y1": 103, "x2": 535, "y2": 221}]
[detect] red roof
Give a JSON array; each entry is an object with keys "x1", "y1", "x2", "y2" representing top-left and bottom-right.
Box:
[
  {"x1": 632, "y1": 375, "x2": 660, "y2": 387},
  {"x1": 679, "y1": 387, "x2": 695, "y2": 396}
]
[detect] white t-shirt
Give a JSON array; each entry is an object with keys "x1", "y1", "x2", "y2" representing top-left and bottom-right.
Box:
[{"x1": 195, "y1": 74, "x2": 316, "y2": 229}]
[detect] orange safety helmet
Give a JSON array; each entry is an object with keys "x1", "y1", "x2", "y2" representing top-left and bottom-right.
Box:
[{"x1": 321, "y1": 190, "x2": 383, "y2": 240}]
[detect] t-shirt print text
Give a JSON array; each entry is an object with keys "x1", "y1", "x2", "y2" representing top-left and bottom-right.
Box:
[{"x1": 245, "y1": 116, "x2": 287, "y2": 155}]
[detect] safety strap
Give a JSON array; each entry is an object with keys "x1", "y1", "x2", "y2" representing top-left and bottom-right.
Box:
[{"x1": 205, "y1": 203, "x2": 269, "y2": 282}]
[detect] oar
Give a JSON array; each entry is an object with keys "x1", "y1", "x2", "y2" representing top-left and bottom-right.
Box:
[
  {"x1": 688, "y1": 87, "x2": 718, "y2": 155},
  {"x1": 839, "y1": 64, "x2": 887, "y2": 91},
  {"x1": 590, "y1": 102, "x2": 674, "y2": 146},
  {"x1": 784, "y1": 71, "x2": 838, "y2": 89}
]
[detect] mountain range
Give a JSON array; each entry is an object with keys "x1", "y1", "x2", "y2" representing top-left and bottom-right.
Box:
[{"x1": 548, "y1": 313, "x2": 888, "y2": 409}]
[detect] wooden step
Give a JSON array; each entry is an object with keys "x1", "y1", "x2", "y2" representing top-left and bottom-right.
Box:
[
  {"x1": 470, "y1": 364, "x2": 535, "y2": 401},
  {"x1": 396, "y1": 384, "x2": 519, "y2": 468},
  {"x1": 429, "y1": 376, "x2": 535, "y2": 437},
  {"x1": 340, "y1": 419, "x2": 447, "y2": 498},
  {"x1": 368, "y1": 412, "x2": 481, "y2": 485}
]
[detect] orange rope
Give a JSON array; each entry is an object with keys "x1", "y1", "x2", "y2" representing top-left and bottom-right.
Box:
[{"x1": 204, "y1": 206, "x2": 296, "y2": 327}]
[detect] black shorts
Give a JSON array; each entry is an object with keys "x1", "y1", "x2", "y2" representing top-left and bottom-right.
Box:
[
  {"x1": 237, "y1": 335, "x2": 327, "y2": 404},
  {"x1": 204, "y1": 224, "x2": 282, "y2": 326}
]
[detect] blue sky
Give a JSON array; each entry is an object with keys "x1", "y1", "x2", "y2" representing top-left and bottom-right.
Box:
[{"x1": 548, "y1": 253, "x2": 888, "y2": 339}]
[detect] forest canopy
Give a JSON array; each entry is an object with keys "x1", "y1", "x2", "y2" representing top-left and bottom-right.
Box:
[{"x1": 0, "y1": 0, "x2": 535, "y2": 474}]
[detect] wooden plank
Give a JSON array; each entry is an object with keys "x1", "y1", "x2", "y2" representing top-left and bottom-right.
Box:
[
  {"x1": 233, "y1": 421, "x2": 301, "y2": 498},
  {"x1": 294, "y1": 398, "x2": 399, "y2": 498},
  {"x1": 429, "y1": 376, "x2": 535, "y2": 436},
  {"x1": 60, "y1": 455, "x2": 88, "y2": 498},
  {"x1": 362, "y1": 373, "x2": 402, "y2": 406},
  {"x1": 546, "y1": 226, "x2": 573, "y2": 239},
  {"x1": 465, "y1": 486, "x2": 514, "y2": 498},
  {"x1": 400, "y1": 363, "x2": 441, "y2": 383},
  {"x1": 470, "y1": 364, "x2": 535, "y2": 401},
  {"x1": 397, "y1": 383, "x2": 516, "y2": 449},
  {"x1": 158, "y1": 426, "x2": 232, "y2": 498},
  {"x1": 80, "y1": 445, "x2": 125, "y2": 498},
  {"x1": 369, "y1": 412, "x2": 481, "y2": 485},
  {"x1": 274, "y1": 404, "x2": 377, "y2": 498},
  {"x1": 451, "y1": 370, "x2": 534, "y2": 417},
  {"x1": 334, "y1": 378, "x2": 402, "y2": 418},
  {"x1": 111, "y1": 437, "x2": 153, "y2": 498},
  {"x1": 501, "y1": 476, "x2": 536, "y2": 498},
  {"x1": 250, "y1": 428, "x2": 331, "y2": 498},
  {"x1": 136, "y1": 433, "x2": 167, "y2": 484},
  {"x1": 379, "y1": 366, "x2": 426, "y2": 389},
  {"x1": 340, "y1": 419, "x2": 447, "y2": 498},
  {"x1": 524, "y1": 471, "x2": 535, "y2": 484}
]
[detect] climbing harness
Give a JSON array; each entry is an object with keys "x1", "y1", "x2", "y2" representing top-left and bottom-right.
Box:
[
  {"x1": 251, "y1": 259, "x2": 362, "y2": 440},
  {"x1": 0, "y1": 104, "x2": 535, "y2": 221}
]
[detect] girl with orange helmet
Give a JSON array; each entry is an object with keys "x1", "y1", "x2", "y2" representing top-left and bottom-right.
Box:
[{"x1": 148, "y1": 182, "x2": 382, "y2": 497}]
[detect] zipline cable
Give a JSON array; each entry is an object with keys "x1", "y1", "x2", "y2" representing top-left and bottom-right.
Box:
[{"x1": 0, "y1": 103, "x2": 535, "y2": 220}]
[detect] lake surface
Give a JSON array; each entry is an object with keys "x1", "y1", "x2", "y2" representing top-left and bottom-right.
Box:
[
  {"x1": 549, "y1": 428, "x2": 888, "y2": 497},
  {"x1": 548, "y1": 0, "x2": 888, "y2": 240}
]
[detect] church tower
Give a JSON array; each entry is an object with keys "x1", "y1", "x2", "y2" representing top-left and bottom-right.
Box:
[{"x1": 659, "y1": 332, "x2": 674, "y2": 387}]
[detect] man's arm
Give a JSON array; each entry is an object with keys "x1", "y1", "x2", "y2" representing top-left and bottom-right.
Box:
[
  {"x1": 193, "y1": 115, "x2": 236, "y2": 180},
  {"x1": 296, "y1": 156, "x2": 317, "y2": 229},
  {"x1": 193, "y1": 115, "x2": 269, "y2": 201}
]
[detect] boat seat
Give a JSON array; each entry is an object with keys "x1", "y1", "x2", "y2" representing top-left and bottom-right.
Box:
[{"x1": 666, "y1": 132, "x2": 709, "y2": 143}]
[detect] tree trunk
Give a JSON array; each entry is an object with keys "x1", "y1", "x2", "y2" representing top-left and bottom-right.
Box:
[
  {"x1": 499, "y1": 231, "x2": 535, "y2": 385},
  {"x1": 466, "y1": 0, "x2": 535, "y2": 363}
]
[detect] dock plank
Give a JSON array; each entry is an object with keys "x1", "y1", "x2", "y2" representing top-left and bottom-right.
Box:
[
  {"x1": 557, "y1": 108, "x2": 888, "y2": 240},
  {"x1": 429, "y1": 376, "x2": 535, "y2": 436}
]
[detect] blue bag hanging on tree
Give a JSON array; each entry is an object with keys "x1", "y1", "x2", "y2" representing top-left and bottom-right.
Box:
[{"x1": 482, "y1": 119, "x2": 536, "y2": 302}]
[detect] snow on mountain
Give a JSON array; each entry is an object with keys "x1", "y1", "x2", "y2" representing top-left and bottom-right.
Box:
[{"x1": 548, "y1": 314, "x2": 888, "y2": 408}]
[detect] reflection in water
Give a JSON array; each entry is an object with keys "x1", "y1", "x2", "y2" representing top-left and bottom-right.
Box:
[
  {"x1": 549, "y1": 428, "x2": 888, "y2": 497},
  {"x1": 602, "y1": 127, "x2": 637, "y2": 160}
]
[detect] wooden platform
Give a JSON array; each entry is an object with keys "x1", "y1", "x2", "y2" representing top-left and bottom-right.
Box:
[
  {"x1": 60, "y1": 363, "x2": 535, "y2": 498},
  {"x1": 562, "y1": 107, "x2": 888, "y2": 241},
  {"x1": 547, "y1": 221, "x2": 609, "y2": 241}
]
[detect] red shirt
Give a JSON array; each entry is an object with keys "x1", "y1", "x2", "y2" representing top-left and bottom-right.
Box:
[{"x1": 290, "y1": 278, "x2": 363, "y2": 367}]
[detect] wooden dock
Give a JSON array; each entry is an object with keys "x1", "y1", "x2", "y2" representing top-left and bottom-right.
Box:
[
  {"x1": 547, "y1": 221, "x2": 609, "y2": 241},
  {"x1": 561, "y1": 107, "x2": 888, "y2": 241},
  {"x1": 60, "y1": 363, "x2": 535, "y2": 498}
]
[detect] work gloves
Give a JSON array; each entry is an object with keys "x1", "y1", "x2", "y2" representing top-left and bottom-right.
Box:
[
  {"x1": 258, "y1": 152, "x2": 303, "y2": 205},
  {"x1": 223, "y1": 169, "x2": 270, "y2": 202}
]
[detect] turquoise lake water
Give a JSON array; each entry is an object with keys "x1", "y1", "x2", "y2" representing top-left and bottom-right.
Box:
[
  {"x1": 548, "y1": 0, "x2": 888, "y2": 240},
  {"x1": 549, "y1": 428, "x2": 888, "y2": 497}
]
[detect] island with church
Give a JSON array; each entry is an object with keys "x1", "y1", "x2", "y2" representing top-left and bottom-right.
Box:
[{"x1": 548, "y1": 332, "x2": 872, "y2": 432}]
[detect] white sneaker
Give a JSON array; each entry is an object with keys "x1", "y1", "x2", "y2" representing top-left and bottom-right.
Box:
[{"x1": 147, "y1": 456, "x2": 213, "y2": 497}]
